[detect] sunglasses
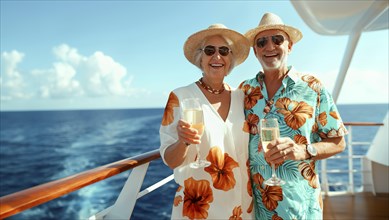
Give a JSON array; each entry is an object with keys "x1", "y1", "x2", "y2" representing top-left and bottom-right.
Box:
[
  {"x1": 256, "y1": 35, "x2": 285, "y2": 48},
  {"x1": 201, "y1": 45, "x2": 231, "y2": 56}
]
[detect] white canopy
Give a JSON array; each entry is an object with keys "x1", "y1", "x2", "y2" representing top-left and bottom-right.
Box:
[
  {"x1": 291, "y1": 0, "x2": 388, "y2": 103},
  {"x1": 291, "y1": 0, "x2": 388, "y2": 36}
]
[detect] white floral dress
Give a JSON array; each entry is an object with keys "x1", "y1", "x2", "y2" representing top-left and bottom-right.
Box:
[{"x1": 159, "y1": 83, "x2": 254, "y2": 220}]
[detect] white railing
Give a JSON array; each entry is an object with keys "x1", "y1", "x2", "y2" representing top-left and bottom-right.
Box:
[
  {"x1": 89, "y1": 164, "x2": 174, "y2": 220},
  {"x1": 320, "y1": 122, "x2": 383, "y2": 196}
]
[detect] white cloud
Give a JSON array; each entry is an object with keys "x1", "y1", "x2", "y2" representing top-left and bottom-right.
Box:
[
  {"x1": 53, "y1": 44, "x2": 84, "y2": 66},
  {"x1": 37, "y1": 62, "x2": 84, "y2": 98},
  {"x1": 81, "y1": 51, "x2": 131, "y2": 96},
  {"x1": 1, "y1": 50, "x2": 31, "y2": 100},
  {"x1": 1, "y1": 44, "x2": 138, "y2": 101}
]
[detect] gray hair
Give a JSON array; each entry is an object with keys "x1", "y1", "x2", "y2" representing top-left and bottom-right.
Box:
[{"x1": 193, "y1": 35, "x2": 237, "y2": 76}]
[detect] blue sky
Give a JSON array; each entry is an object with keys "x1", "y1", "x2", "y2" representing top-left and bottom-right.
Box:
[{"x1": 1, "y1": 1, "x2": 388, "y2": 111}]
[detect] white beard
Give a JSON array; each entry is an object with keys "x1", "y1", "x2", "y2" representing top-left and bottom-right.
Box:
[{"x1": 260, "y1": 56, "x2": 288, "y2": 71}]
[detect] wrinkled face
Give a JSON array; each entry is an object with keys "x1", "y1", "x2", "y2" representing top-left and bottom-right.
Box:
[
  {"x1": 253, "y1": 29, "x2": 292, "y2": 71},
  {"x1": 200, "y1": 35, "x2": 232, "y2": 79}
]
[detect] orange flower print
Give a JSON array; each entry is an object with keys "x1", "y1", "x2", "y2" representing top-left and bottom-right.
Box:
[
  {"x1": 229, "y1": 206, "x2": 243, "y2": 220},
  {"x1": 318, "y1": 112, "x2": 328, "y2": 126},
  {"x1": 241, "y1": 84, "x2": 263, "y2": 110},
  {"x1": 272, "y1": 213, "x2": 284, "y2": 220},
  {"x1": 320, "y1": 125, "x2": 347, "y2": 138},
  {"x1": 275, "y1": 97, "x2": 291, "y2": 111},
  {"x1": 243, "y1": 120, "x2": 250, "y2": 133},
  {"x1": 245, "y1": 113, "x2": 259, "y2": 135},
  {"x1": 253, "y1": 172, "x2": 265, "y2": 187},
  {"x1": 246, "y1": 160, "x2": 254, "y2": 214},
  {"x1": 183, "y1": 177, "x2": 214, "y2": 219},
  {"x1": 312, "y1": 122, "x2": 319, "y2": 133},
  {"x1": 329, "y1": 111, "x2": 339, "y2": 119},
  {"x1": 299, "y1": 161, "x2": 318, "y2": 188},
  {"x1": 294, "y1": 134, "x2": 308, "y2": 145},
  {"x1": 174, "y1": 185, "x2": 183, "y2": 206},
  {"x1": 301, "y1": 75, "x2": 322, "y2": 94},
  {"x1": 276, "y1": 97, "x2": 314, "y2": 130},
  {"x1": 205, "y1": 147, "x2": 239, "y2": 191},
  {"x1": 318, "y1": 132, "x2": 327, "y2": 139},
  {"x1": 246, "y1": 160, "x2": 253, "y2": 196},
  {"x1": 174, "y1": 195, "x2": 183, "y2": 206},
  {"x1": 264, "y1": 99, "x2": 274, "y2": 114},
  {"x1": 161, "y1": 92, "x2": 179, "y2": 126},
  {"x1": 260, "y1": 185, "x2": 283, "y2": 211}
]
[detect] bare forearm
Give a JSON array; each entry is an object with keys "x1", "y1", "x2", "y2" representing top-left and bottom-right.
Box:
[
  {"x1": 312, "y1": 136, "x2": 346, "y2": 160},
  {"x1": 266, "y1": 136, "x2": 346, "y2": 164},
  {"x1": 164, "y1": 140, "x2": 190, "y2": 169}
]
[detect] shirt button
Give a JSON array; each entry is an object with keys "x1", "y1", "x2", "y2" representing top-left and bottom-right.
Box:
[{"x1": 261, "y1": 165, "x2": 265, "y2": 170}]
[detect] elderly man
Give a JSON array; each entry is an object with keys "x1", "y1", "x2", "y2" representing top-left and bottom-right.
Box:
[{"x1": 240, "y1": 12, "x2": 347, "y2": 219}]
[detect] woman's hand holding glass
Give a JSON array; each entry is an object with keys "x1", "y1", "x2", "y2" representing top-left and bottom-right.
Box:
[
  {"x1": 180, "y1": 98, "x2": 211, "y2": 168},
  {"x1": 177, "y1": 119, "x2": 202, "y2": 145}
]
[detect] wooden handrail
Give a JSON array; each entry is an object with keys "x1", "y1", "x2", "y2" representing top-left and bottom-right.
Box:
[
  {"x1": 344, "y1": 122, "x2": 384, "y2": 126},
  {"x1": 0, "y1": 149, "x2": 161, "y2": 219}
]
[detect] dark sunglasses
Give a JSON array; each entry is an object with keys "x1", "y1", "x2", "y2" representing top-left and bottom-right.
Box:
[
  {"x1": 256, "y1": 35, "x2": 285, "y2": 48},
  {"x1": 201, "y1": 45, "x2": 231, "y2": 56}
]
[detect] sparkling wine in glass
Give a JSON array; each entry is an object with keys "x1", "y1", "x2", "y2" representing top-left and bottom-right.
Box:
[
  {"x1": 260, "y1": 118, "x2": 285, "y2": 186},
  {"x1": 181, "y1": 98, "x2": 211, "y2": 168}
]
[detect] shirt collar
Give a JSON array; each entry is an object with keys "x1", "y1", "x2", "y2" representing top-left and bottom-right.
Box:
[
  {"x1": 285, "y1": 66, "x2": 300, "y2": 83},
  {"x1": 257, "y1": 66, "x2": 299, "y2": 86}
]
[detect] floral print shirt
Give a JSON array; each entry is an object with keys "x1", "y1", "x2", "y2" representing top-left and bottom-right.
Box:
[
  {"x1": 239, "y1": 66, "x2": 347, "y2": 220},
  {"x1": 159, "y1": 83, "x2": 254, "y2": 220}
]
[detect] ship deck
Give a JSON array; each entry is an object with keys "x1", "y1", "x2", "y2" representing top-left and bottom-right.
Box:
[{"x1": 323, "y1": 192, "x2": 389, "y2": 219}]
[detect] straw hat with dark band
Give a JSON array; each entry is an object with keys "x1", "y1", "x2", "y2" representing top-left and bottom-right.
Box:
[
  {"x1": 245, "y1": 12, "x2": 303, "y2": 46},
  {"x1": 184, "y1": 24, "x2": 250, "y2": 68}
]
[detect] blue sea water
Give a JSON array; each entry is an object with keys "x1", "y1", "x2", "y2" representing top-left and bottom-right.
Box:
[{"x1": 0, "y1": 104, "x2": 388, "y2": 220}]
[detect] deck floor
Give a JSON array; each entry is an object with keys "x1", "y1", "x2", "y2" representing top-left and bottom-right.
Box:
[{"x1": 323, "y1": 192, "x2": 389, "y2": 219}]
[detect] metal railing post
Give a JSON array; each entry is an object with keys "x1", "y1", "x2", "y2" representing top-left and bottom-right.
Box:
[
  {"x1": 104, "y1": 163, "x2": 150, "y2": 220},
  {"x1": 321, "y1": 159, "x2": 329, "y2": 196},
  {"x1": 347, "y1": 126, "x2": 354, "y2": 194}
]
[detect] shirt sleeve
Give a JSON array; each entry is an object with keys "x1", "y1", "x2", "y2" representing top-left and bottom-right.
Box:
[{"x1": 317, "y1": 87, "x2": 348, "y2": 138}]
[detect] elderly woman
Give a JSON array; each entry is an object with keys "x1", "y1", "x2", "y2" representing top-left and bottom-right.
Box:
[{"x1": 159, "y1": 24, "x2": 254, "y2": 219}]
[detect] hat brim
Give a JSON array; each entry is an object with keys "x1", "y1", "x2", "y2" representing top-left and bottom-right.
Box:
[
  {"x1": 184, "y1": 28, "x2": 250, "y2": 68},
  {"x1": 245, "y1": 24, "x2": 303, "y2": 46}
]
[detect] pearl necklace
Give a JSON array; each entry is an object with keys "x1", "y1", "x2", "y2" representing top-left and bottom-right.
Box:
[{"x1": 198, "y1": 78, "x2": 225, "y2": 95}]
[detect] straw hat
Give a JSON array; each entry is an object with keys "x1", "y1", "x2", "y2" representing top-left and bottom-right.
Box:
[
  {"x1": 245, "y1": 12, "x2": 303, "y2": 46},
  {"x1": 184, "y1": 24, "x2": 250, "y2": 68}
]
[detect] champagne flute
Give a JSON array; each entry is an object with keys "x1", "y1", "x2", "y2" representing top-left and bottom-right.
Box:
[
  {"x1": 181, "y1": 98, "x2": 211, "y2": 168},
  {"x1": 260, "y1": 118, "x2": 285, "y2": 186}
]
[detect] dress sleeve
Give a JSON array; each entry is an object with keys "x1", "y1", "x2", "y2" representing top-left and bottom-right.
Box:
[{"x1": 159, "y1": 91, "x2": 181, "y2": 165}]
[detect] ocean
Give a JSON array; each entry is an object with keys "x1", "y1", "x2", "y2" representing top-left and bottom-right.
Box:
[{"x1": 0, "y1": 104, "x2": 388, "y2": 220}]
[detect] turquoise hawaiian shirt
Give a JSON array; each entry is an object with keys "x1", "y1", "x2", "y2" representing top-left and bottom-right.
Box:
[{"x1": 239, "y1": 66, "x2": 348, "y2": 220}]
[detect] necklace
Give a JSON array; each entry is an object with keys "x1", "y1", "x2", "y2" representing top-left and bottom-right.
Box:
[{"x1": 198, "y1": 78, "x2": 225, "y2": 95}]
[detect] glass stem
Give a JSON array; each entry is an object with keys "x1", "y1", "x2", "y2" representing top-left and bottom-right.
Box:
[
  {"x1": 271, "y1": 163, "x2": 277, "y2": 179},
  {"x1": 196, "y1": 144, "x2": 201, "y2": 163}
]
